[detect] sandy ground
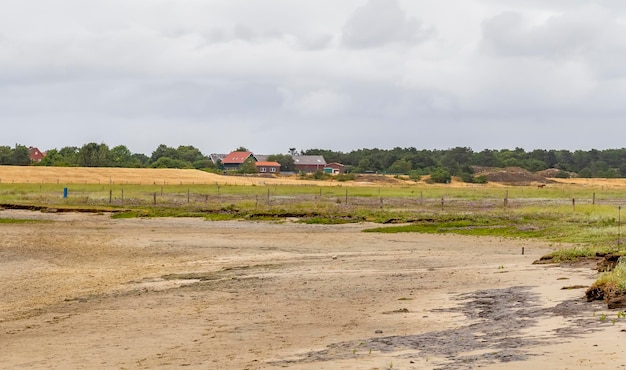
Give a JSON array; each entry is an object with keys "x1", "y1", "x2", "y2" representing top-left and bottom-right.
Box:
[{"x1": 1, "y1": 210, "x2": 625, "y2": 369}]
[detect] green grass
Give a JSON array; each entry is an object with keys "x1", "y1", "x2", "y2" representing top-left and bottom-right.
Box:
[
  {"x1": 2, "y1": 181, "x2": 621, "y2": 204},
  {"x1": 0, "y1": 218, "x2": 49, "y2": 224},
  {"x1": 544, "y1": 246, "x2": 611, "y2": 263},
  {"x1": 592, "y1": 259, "x2": 626, "y2": 292}
]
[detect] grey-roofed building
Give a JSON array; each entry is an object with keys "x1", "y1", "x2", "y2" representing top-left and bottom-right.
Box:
[
  {"x1": 293, "y1": 155, "x2": 326, "y2": 173},
  {"x1": 209, "y1": 153, "x2": 227, "y2": 164}
]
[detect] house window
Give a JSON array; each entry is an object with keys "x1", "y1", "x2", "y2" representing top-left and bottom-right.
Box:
[
  {"x1": 270, "y1": 167, "x2": 276, "y2": 173},
  {"x1": 260, "y1": 167, "x2": 267, "y2": 172}
]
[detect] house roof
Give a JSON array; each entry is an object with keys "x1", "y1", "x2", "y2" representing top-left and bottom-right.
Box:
[
  {"x1": 222, "y1": 151, "x2": 254, "y2": 164},
  {"x1": 255, "y1": 161, "x2": 281, "y2": 167},
  {"x1": 293, "y1": 155, "x2": 326, "y2": 166},
  {"x1": 209, "y1": 153, "x2": 227, "y2": 164},
  {"x1": 324, "y1": 162, "x2": 345, "y2": 168},
  {"x1": 28, "y1": 147, "x2": 46, "y2": 161}
]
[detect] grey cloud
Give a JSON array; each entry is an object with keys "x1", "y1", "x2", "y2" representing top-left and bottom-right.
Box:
[
  {"x1": 295, "y1": 34, "x2": 334, "y2": 50},
  {"x1": 481, "y1": 10, "x2": 604, "y2": 58},
  {"x1": 480, "y1": 6, "x2": 626, "y2": 80},
  {"x1": 6, "y1": 0, "x2": 626, "y2": 154},
  {"x1": 342, "y1": 0, "x2": 433, "y2": 49},
  {"x1": 233, "y1": 24, "x2": 257, "y2": 41},
  {"x1": 482, "y1": 5, "x2": 624, "y2": 57},
  {"x1": 0, "y1": 77, "x2": 283, "y2": 122}
]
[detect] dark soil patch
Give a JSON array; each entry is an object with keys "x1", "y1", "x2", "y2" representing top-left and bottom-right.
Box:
[{"x1": 271, "y1": 286, "x2": 607, "y2": 369}]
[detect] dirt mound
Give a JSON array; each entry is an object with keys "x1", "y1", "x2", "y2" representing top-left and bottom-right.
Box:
[
  {"x1": 353, "y1": 174, "x2": 407, "y2": 184},
  {"x1": 536, "y1": 168, "x2": 568, "y2": 178},
  {"x1": 473, "y1": 166, "x2": 551, "y2": 185}
]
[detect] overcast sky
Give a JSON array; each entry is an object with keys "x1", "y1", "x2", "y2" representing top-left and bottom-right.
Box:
[{"x1": 3, "y1": 0, "x2": 626, "y2": 156}]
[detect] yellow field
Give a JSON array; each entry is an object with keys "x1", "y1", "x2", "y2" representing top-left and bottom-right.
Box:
[
  {"x1": 0, "y1": 166, "x2": 378, "y2": 187},
  {"x1": 549, "y1": 177, "x2": 626, "y2": 189},
  {"x1": 3, "y1": 165, "x2": 626, "y2": 189}
]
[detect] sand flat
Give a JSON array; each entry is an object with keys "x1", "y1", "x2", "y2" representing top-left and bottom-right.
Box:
[{"x1": 0, "y1": 210, "x2": 623, "y2": 369}]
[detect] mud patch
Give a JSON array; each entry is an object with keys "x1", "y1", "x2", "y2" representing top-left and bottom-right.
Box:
[{"x1": 271, "y1": 286, "x2": 607, "y2": 369}]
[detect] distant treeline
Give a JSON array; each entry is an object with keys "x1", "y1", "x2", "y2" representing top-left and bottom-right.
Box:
[
  {"x1": 302, "y1": 147, "x2": 626, "y2": 180},
  {"x1": 3, "y1": 143, "x2": 626, "y2": 181}
]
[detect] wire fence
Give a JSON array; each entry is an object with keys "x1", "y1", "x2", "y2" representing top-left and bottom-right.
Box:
[{"x1": 4, "y1": 183, "x2": 625, "y2": 214}]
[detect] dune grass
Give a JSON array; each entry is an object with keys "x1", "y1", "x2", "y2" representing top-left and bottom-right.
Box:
[{"x1": 591, "y1": 259, "x2": 626, "y2": 292}]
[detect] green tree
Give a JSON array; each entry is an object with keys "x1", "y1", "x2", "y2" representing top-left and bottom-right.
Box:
[
  {"x1": 150, "y1": 144, "x2": 178, "y2": 163},
  {"x1": 13, "y1": 144, "x2": 31, "y2": 165},
  {"x1": 38, "y1": 149, "x2": 60, "y2": 166},
  {"x1": 429, "y1": 168, "x2": 451, "y2": 183},
  {"x1": 110, "y1": 145, "x2": 139, "y2": 167},
  {"x1": 41, "y1": 146, "x2": 79, "y2": 166},
  {"x1": 59, "y1": 146, "x2": 79, "y2": 166},
  {"x1": 132, "y1": 153, "x2": 150, "y2": 167},
  {"x1": 176, "y1": 145, "x2": 207, "y2": 164},
  {"x1": 440, "y1": 147, "x2": 473, "y2": 175},
  {"x1": 387, "y1": 159, "x2": 412, "y2": 174},
  {"x1": 239, "y1": 157, "x2": 257, "y2": 174},
  {"x1": 192, "y1": 159, "x2": 216, "y2": 169},
  {"x1": 474, "y1": 149, "x2": 503, "y2": 168},
  {"x1": 0, "y1": 146, "x2": 12, "y2": 165},
  {"x1": 78, "y1": 143, "x2": 110, "y2": 167},
  {"x1": 150, "y1": 157, "x2": 193, "y2": 169},
  {"x1": 268, "y1": 154, "x2": 295, "y2": 172}
]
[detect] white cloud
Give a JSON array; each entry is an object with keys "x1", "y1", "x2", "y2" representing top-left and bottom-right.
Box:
[{"x1": 342, "y1": 0, "x2": 434, "y2": 49}]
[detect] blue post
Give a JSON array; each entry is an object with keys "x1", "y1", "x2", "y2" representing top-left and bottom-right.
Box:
[{"x1": 63, "y1": 188, "x2": 68, "y2": 198}]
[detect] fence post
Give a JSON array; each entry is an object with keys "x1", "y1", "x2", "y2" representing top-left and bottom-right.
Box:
[
  {"x1": 109, "y1": 189, "x2": 112, "y2": 204},
  {"x1": 153, "y1": 192, "x2": 157, "y2": 205}
]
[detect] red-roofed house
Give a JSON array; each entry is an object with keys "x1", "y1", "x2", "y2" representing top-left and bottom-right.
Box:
[
  {"x1": 28, "y1": 147, "x2": 46, "y2": 163},
  {"x1": 222, "y1": 151, "x2": 256, "y2": 171},
  {"x1": 255, "y1": 161, "x2": 281, "y2": 174}
]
